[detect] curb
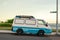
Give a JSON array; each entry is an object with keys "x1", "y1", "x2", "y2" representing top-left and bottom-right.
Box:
[{"x1": 0, "y1": 30, "x2": 15, "y2": 33}]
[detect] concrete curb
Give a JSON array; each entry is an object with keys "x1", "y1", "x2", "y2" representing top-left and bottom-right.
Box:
[{"x1": 0, "y1": 30, "x2": 15, "y2": 33}]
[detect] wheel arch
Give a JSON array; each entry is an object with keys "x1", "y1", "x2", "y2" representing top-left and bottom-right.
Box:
[
  {"x1": 16, "y1": 28, "x2": 23, "y2": 33},
  {"x1": 37, "y1": 29, "x2": 45, "y2": 34}
]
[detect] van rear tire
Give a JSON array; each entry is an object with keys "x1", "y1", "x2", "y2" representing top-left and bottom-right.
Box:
[{"x1": 16, "y1": 29, "x2": 23, "y2": 35}]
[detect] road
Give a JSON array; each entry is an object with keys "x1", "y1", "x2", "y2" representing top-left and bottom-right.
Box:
[{"x1": 0, "y1": 33, "x2": 60, "y2": 40}]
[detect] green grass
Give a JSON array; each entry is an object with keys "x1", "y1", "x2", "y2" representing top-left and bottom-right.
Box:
[
  {"x1": 0, "y1": 23, "x2": 12, "y2": 30},
  {"x1": 0, "y1": 27, "x2": 12, "y2": 30},
  {"x1": 0, "y1": 23, "x2": 12, "y2": 27}
]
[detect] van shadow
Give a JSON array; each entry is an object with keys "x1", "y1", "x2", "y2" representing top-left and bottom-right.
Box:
[
  {"x1": 10, "y1": 33, "x2": 60, "y2": 37},
  {"x1": 10, "y1": 33, "x2": 51, "y2": 37}
]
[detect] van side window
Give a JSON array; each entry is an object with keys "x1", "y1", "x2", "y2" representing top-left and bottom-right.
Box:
[
  {"x1": 26, "y1": 20, "x2": 36, "y2": 25},
  {"x1": 38, "y1": 20, "x2": 44, "y2": 25},
  {"x1": 15, "y1": 19, "x2": 24, "y2": 24}
]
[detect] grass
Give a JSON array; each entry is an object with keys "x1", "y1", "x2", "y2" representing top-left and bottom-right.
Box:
[
  {"x1": 0, "y1": 23, "x2": 12, "y2": 27},
  {"x1": 0, "y1": 23, "x2": 12, "y2": 30},
  {"x1": 0, "y1": 26, "x2": 12, "y2": 30}
]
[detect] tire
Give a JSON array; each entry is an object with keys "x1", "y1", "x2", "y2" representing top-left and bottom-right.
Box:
[
  {"x1": 38, "y1": 30, "x2": 44, "y2": 36},
  {"x1": 16, "y1": 29, "x2": 23, "y2": 35}
]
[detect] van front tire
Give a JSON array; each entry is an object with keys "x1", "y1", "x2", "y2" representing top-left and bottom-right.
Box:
[
  {"x1": 16, "y1": 29, "x2": 23, "y2": 35},
  {"x1": 38, "y1": 30, "x2": 44, "y2": 36}
]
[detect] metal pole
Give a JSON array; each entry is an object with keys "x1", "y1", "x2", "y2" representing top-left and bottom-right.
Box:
[{"x1": 56, "y1": 0, "x2": 58, "y2": 35}]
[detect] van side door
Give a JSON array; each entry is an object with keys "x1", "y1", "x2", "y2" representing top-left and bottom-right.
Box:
[{"x1": 24, "y1": 19, "x2": 37, "y2": 34}]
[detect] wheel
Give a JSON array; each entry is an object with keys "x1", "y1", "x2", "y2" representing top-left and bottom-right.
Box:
[
  {"x1": 38, "y1": 30, "x2": 44, "y2": 36},
  {"x1": 16, "y1": 29, "x2": 23, "y2": 35}
]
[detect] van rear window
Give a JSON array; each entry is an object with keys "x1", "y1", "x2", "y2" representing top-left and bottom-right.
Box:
[{"x1": 15, "y1": 19, "x2": 24, "y2": 24}]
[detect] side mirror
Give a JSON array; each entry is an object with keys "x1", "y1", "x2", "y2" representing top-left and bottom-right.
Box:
[
  {"x1": 45, "y1": 23, "x2": 48, "y2": 27},
  {"x1": 45, "y1": 24, "x2": 48, "y2": 26}
]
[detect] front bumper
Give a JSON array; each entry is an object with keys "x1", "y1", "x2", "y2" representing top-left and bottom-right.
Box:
[{"x1": 44, "y1": 29, "x2": 52, "y2": 34}]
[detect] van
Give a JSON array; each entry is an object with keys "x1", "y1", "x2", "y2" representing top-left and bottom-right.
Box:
[{"x1": 12, "y1": 15, "x2": 52, "y2": 35}]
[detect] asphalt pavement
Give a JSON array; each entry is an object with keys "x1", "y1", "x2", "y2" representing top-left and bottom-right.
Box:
[
  {"x1": 0, "y1": 30, "x2": 58, "y2": 35},
  {"x1": 0, "y1": 30, "x2": 60, "y2": 40}
]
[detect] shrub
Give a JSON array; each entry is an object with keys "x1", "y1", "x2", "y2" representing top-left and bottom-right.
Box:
[{"x1": 0, "y1": 23, "x2": 12, "y2": 27}]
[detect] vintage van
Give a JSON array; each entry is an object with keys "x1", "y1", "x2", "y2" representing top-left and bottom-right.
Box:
[{"x1": 12, "y1": 15, "x2": 52, "y2": 35}]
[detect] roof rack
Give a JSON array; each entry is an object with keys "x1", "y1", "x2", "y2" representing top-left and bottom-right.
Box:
[{"x1": 15, "y1": 15, "x2": 35, "y2": 19}]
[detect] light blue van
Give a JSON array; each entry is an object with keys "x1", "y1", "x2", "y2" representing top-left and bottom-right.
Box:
[{"x1": 12, "y1": 15, "x2": 52, "y2": 36}]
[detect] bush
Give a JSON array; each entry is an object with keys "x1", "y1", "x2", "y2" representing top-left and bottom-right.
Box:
[
  {"x1": 0, "y1": 23, "x2": 12, "y2": 27},
  {"x1": 5, "y1": 19, "x2": 13, "y2": 23}
]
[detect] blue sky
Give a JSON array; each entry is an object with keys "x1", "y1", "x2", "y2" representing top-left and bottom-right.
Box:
[{"x1": 0, "y1": 0, "x2": 60, "y2": 23}]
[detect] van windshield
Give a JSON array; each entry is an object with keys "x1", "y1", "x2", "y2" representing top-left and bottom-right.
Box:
[{"x1": 37, "y1": 19, "x2": 47, "y2": 25}]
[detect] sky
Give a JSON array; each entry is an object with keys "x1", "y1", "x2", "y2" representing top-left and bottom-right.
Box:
[{"x1": 0, "y1": 0, "x2": 60, "y2": 23}]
